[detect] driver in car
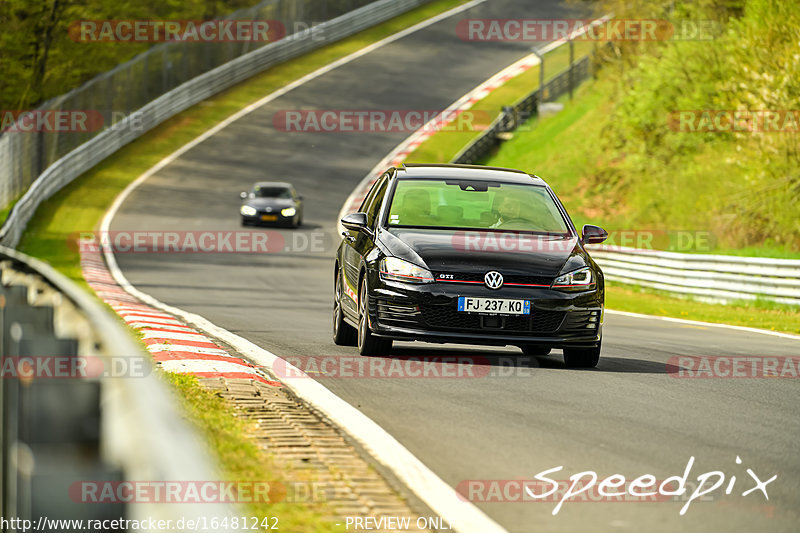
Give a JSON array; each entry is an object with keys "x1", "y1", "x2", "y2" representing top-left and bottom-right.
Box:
[{"x1": 490, "y1": 193, "x2": 525, "y2": 228}]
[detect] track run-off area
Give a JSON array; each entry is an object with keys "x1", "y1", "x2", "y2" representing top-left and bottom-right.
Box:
[{"x1": 100, "y1": 0, "x2": 800, "y2": 531}]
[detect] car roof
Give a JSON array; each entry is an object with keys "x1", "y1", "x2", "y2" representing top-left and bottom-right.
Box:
[
  {"x1": 253, "y1": 181, "x2": 293, "y2": 188},
  {"x1": 395, "y1": 163, "x2": 547, "y2": 186}
]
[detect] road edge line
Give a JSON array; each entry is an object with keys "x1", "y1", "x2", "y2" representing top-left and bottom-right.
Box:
[{"x1": 98, "y1": 2, "x2": 507, "y2": 532}]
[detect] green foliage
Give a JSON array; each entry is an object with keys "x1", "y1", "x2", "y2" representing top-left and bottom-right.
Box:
[
  {"x1": 0, "y1": 0, "x2": 257, "y2": 110},
  {"x1": 580, "y1": 0, "x2": 800, "y2": 250}
]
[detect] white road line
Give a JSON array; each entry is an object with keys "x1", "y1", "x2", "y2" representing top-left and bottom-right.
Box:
[
  {"x1": 605, "y1": 309, "x2": 800, "y2": 340},
  {"x1": 146, "y1": 344, "x2": 230, "y2": 356},
  {"x1": 129, "y1": 323, "x2": 197, "y2": 332},
  {"x1": 121, "y1": 315, "x2": 185, "y2": 326},
  {"x1": 98, "y1": 2, "x2": 506, "y2": 532},
  {"x1": 140, "y1": 330, "x2": 209, "y2": 342}
]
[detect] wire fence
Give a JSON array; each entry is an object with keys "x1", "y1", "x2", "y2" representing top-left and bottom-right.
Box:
[
  {"x1": 0, "y1": 0, "x2": 389, "y2": 211},
  {"x1": 452, "y1": 43, "x2": 605, "y2": 164},
  {"x1": 0, "y1": 0, "x2": 434, "y2": 247}
]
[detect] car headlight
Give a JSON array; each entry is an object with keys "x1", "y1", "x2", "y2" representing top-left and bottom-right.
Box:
[
  {"x1": 379, "y1": 257, "x2": 434, "y2": 284},
  {"x1": 281, "y1": 207, "x2": 297, "y2": 217},
  {"x1": 240, "y1": 205, "x2": 257, "y2": 216},
  {"x1": 552, "y1": 267, "x2": 595, "y2": 290}
]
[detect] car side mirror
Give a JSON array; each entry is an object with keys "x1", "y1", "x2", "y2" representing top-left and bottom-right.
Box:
[
  {"x1": 341, "y1": 212, "x2": 368, "y2": 231},
  {"x1": 240, "y1": 191, "x2": 248, "y2": 199},
  {"x1": 582, "y1": 224, "x2": 608, "y2": 244},
  {"x1": 297, "y1": 194, "x2": 303, "y2": 201}
]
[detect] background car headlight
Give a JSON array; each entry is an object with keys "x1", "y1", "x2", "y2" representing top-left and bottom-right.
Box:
[
  {"x1": 379, "y1": 257, "x2": 434, "y2": 283},
  {"x1": 240, "y1": 205, "x2": 257, "y2": 216},
  {"x1": 552, "y1": 267, "x2": 595, "y2": 290},
  {"x1": 281, "y1": 207, "x2": 297, "y2": 217}
]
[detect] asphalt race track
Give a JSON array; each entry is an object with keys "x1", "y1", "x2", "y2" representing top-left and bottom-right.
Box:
[{"x1": 109, "y1": 0, "x2": 800, "y2": 531}]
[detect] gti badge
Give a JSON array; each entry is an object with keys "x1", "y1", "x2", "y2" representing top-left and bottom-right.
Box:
[{"x1": 484, "y1": 271, "x2": 503, "y2": 289}]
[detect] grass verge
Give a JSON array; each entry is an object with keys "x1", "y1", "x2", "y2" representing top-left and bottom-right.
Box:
[
  {"x1": 405, "y1": 39, "x2": 595, "y2": 163},
  {"x1": 164, "y1": 373, "x2": 338, "y2": 532},
  {"x1": 16, "y1": 0, "x2": 474, "y2": 286},
  {"x1": 606, "y1": 282, "x2": 800, "y2": 334},
  {"x1": 9, "y1": 1, "x2": 473, "y2": 528},
  {"x1": 400, "y1": 48, "x2": 800, "y2": 333}
]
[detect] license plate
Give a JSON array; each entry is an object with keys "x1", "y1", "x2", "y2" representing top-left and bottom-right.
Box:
[
  {"x1": 261, "y1": 214, "x2": 278, "y2": 221},
  {"x1": 458, "y1": 297, "x2": 530, "y2": 315}
]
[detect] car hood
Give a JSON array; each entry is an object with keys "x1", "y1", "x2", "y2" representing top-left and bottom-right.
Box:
[
  {"x1": 244, "y1": 198, "x2": 296, "y2": 208},
  {"x1": 380, "y1": 228, "x2": 587, "y2": 277}
]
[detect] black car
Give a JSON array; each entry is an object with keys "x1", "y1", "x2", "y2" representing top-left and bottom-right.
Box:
[
  {"x1": 240, "y1": 181, "x2": 303, "y2": 227},
  {"x1": 332, "y1": 164, "x2": 608, "y2": 368}
]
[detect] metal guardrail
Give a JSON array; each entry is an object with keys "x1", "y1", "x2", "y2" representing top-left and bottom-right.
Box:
[
  {"x1": 451, "y1": 51, "x2": 596, "y2": 165},
  {"x1": 0, "y1": 0, "x2": 433, "y2": 248},
  {"x1": 590, "y1": 247, "x2": 800, "y2": 305},
  {"x1": 0, "y1": 245, "x2": 233, "y2": 527}
]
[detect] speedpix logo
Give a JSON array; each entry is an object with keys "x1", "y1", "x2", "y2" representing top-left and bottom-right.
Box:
[{"x1": 457, "y1": 456, "x2": 776, "y2": 516}]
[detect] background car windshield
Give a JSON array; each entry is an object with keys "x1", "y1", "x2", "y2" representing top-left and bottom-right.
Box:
[
  {"x1": 254, "y1": 186, "x2": 292, "y2": 198},
  {"x1": 386, "y1": 179, "x2": 570, "y2": 234}
]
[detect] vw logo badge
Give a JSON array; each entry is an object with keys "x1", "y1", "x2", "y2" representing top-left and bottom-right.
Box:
[
  {"x1": 484, "y1": 271, "x2": 503, "y2": 289},
  {"x1": 265, "y1": 207, "x2": 273, "y2": 213}
]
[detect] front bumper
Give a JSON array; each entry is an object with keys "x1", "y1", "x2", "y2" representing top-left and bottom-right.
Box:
[
  {"x1": 368, "y1": 278, "x2": 603, "y2": 348},
  {"x1": 241, "y1": 212, "x2": 296, "y2": 225}
]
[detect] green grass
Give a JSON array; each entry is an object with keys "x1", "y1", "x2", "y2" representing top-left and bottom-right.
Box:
[
  {"x1": 164, "y1": 373, "x2": 340, "y2": 532},
  {"x1": 405, "y1": 39, "x2": 596, "y2": 163},
  {"x1": 399, "y1": 40, "x2": 800, "y2": 333},
  {"x1": 9, "y1": 2, "x2": 473, "y2": 529},
  {"x1": 16, "y1": 0, "x2": 475, "y2": 284},
  {"x1": 477, "y1": 74, "x2": 800, "y2": 260}
]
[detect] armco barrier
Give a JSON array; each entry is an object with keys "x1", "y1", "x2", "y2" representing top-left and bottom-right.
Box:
[
  {"x1": 0, "y1": 245, "x2": 234, "y2": 525},
  {"x1": 590, "y1": 247, "x2": 800, "y2": 305},
  {"x1": 0, "y1": 0, "x2": 434, "y2": 248}
]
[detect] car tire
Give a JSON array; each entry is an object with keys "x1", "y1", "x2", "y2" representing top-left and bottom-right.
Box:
[
  {"x1": 520, "y1": 345, "x2": 551, "y2": 356},
  {"x1": 333, "y1": 272, "x2": 357, "y2": 346},
  {"x1": 357, "y1": 277, "x2": 392, "y2": 356},
  {"x1": 563, "y1": 342, "x2": 601, "y2": 368}
]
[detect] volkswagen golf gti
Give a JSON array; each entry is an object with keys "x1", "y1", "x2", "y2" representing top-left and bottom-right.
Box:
[{"x1": 332, "y1": 164, "x2": 608, "y2": 368}]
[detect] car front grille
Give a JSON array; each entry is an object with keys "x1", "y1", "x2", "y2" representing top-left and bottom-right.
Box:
[
  {"x1": 420, "y1": 305, "x2": 566, "y2": 335},
  {"x1": 434, "y1": 272, "x2": 552, "y2": 287},
  {"x1": 561, "y1": 309, "x2": 602, "y2": 333},
  {"x1": 376, "y1": 300, "x2": 422, "y2": 329}
]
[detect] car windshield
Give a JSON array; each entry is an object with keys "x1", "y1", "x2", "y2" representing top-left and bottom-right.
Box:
[
  {"x1": 254, "y1": 186, "x2": 292, "y2": 199},
  {"x1": 385, "y1": 178, "x2": 570, "y2": 234}
]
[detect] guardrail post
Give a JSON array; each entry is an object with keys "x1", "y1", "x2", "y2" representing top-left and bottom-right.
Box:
[
  {"x1": 569, "y1": 37, "x2": 574, "y2": 100},
  {"x1": 531, "y1": 47, "x2": 544, "y2": 108}
]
